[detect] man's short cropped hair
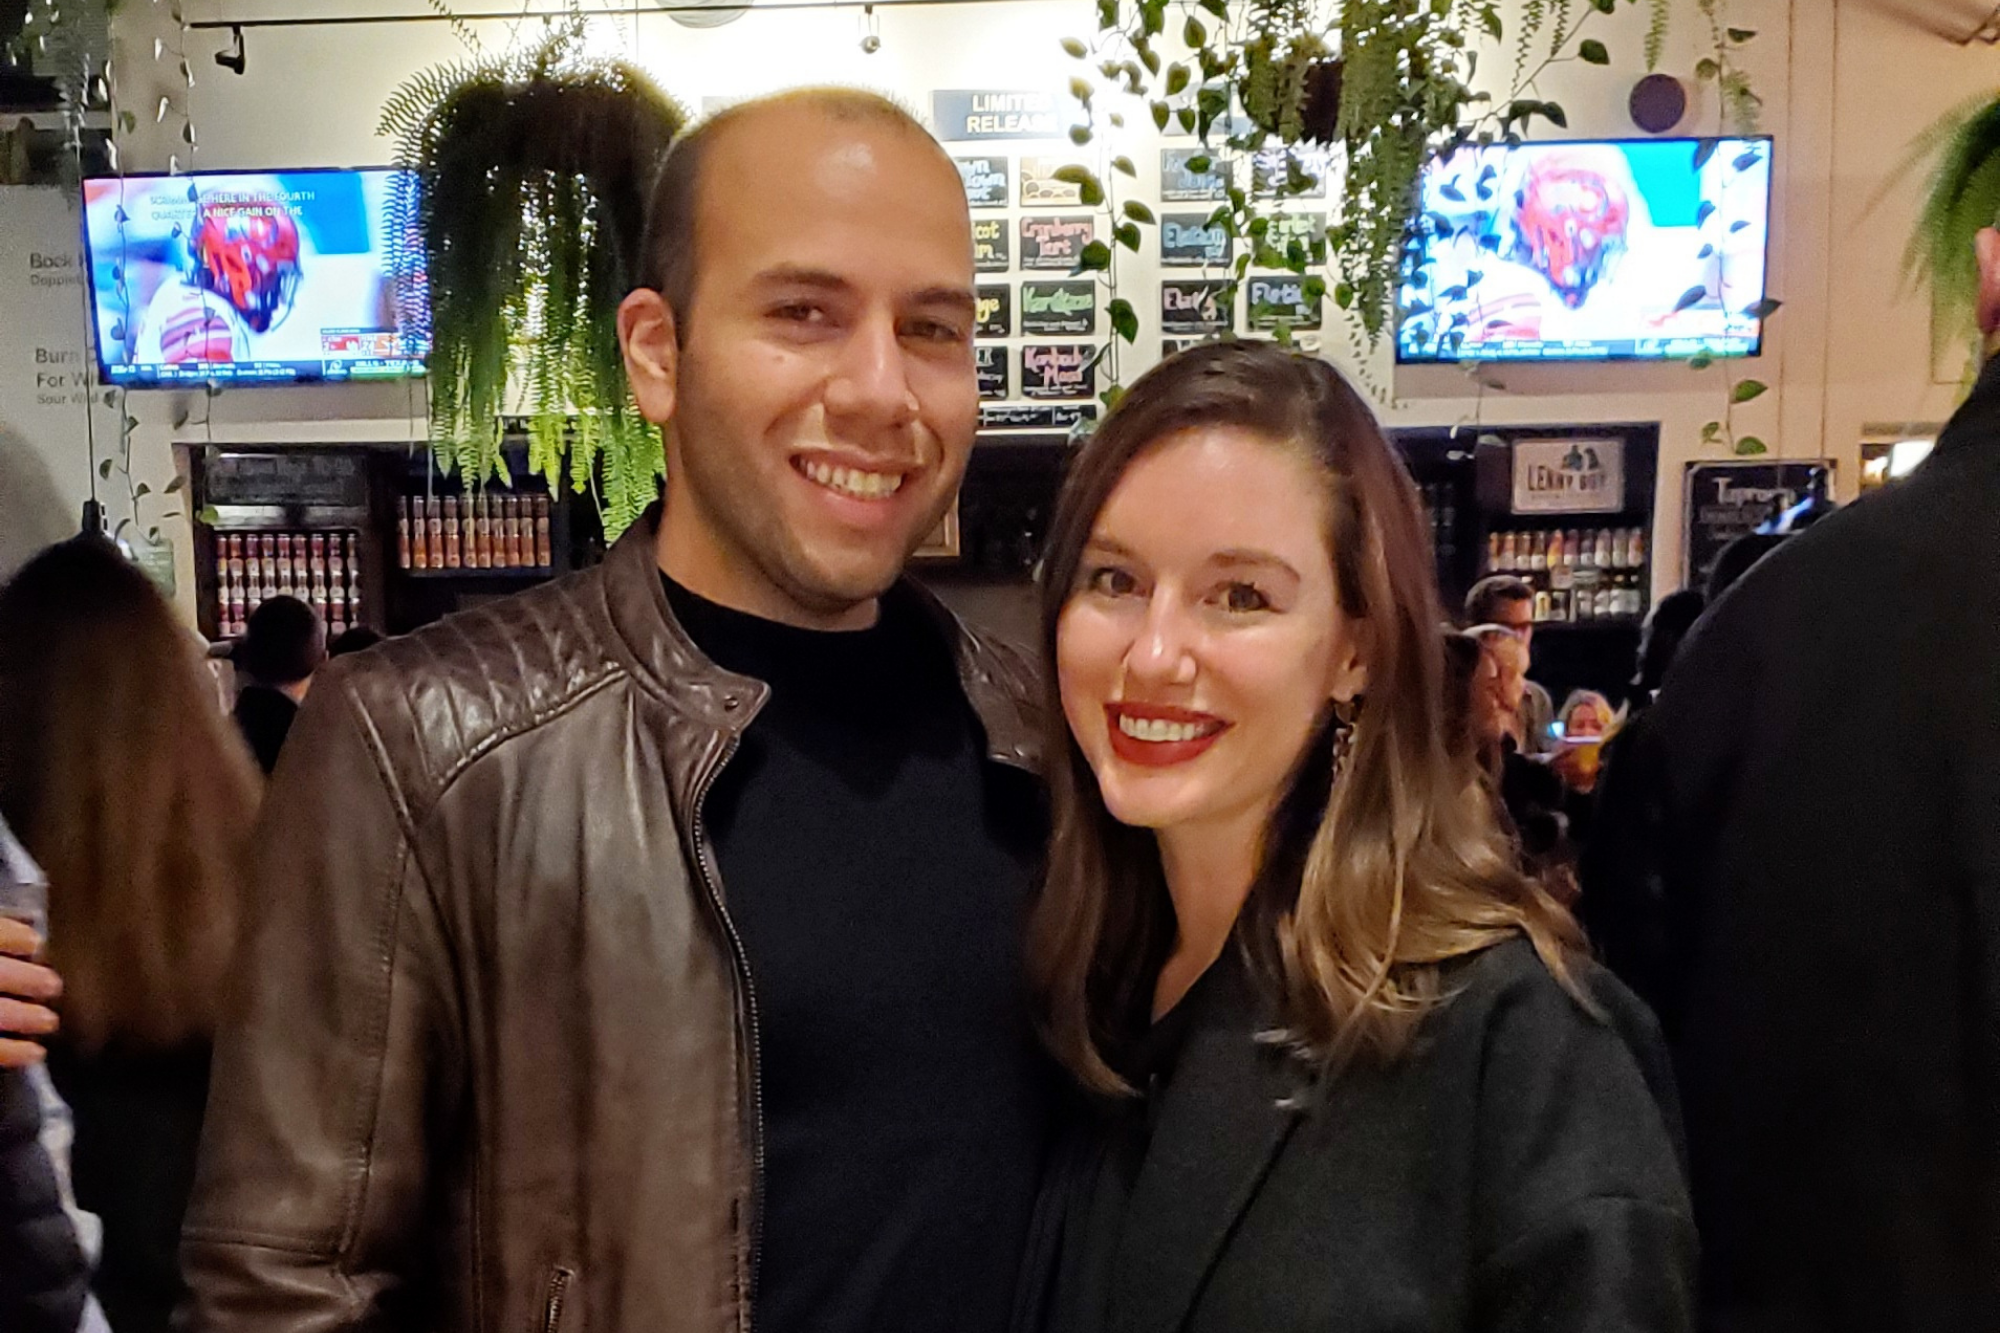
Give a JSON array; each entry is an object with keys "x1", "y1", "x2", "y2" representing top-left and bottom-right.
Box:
[
  {"x1": 1465, "y1": 575, "x2": 1535, "y2": 626},
  {"x1": 236, "y1": 595, "x2": 324, "y2": 687},
  {"x1": 638, "y1": 87, "x2": 938, "y2": 340}
]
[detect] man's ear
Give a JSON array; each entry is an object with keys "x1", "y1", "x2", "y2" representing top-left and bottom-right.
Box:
[{"x1": 620, "y1": 288, "x2": 679, "y2": 426}]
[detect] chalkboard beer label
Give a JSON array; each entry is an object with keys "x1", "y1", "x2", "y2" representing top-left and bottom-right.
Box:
[
  {"x1": 1246, "y1": 276, "x2": 1322, "y2": 331},
  {"x1": 975, "y1": 285, "x2": 1012, "y2": 338},
  {"x1": 1160, "y1": 214, "x2": 1231, "y2": 267},
  {"x1": 954, "y1": 156, "x2": 1010, "y2": 209},
  {"x1": 1020, "y1": 157, "x2": 1086, "y2": 207},
  {"x1": 973, "y1": 218, "x2": 1011, "y2": 273},
  {"x1": 1020, "y1": 344, "x2": 1096, "y2": 400},
  {"x1": 1019, "y1": 216, "x2": 1096, "y2": 271},
  {"x1": 1161, "y1": 148, "x2": 1230, "y2": 202},
  {"x1": 1160, "y1": 280, "x2": 1232, "y2": 334},
  {"x1": 976, "y1": 344, "x2": 1009, "y2": 400},
  {"x1": 1019, "y1": 281, "x2": 1096, "y2": 336}
]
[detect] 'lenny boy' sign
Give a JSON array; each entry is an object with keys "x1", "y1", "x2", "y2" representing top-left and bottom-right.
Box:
[
  {"x1": 1160, "y1": 214, "x2": 1231, "y2": 267},
  {"x1": 973, "y1": 218, "x2": 1010, "y2": 273},
  {"x1": 1161, "y1": 148, "x2": 1230, "y2": 202},
  {"x1": 954, "y1": 156, "x2": 1009, "y2": 209},
  {"x1": 1161, "y1": 279, "x2": 1231, "y2": 334},
  {"x1": 975, "y1": 285, "x2": 1012, "y2": 338},
  {"x1": 1020, "y1": 216, "x2": 1096, "y2": 271},
  {"x1": 1512, "y1": 437, "x2": 1627, "y2": 515},
  {"x1": 1020, "y1": 344, "x2": 1096, "y2": 400},
  {"x1": 976, "y1": 345, "x2": 1009, "y2": 400},
  {"x1": 1020, "y1": 281, "x2": 1096, "y2": 336},
  {"x1": 1246, "y1": 276, "x2": 1322, "y2": 331},
  {"x1": 932, "y1": 90, "x2": 1071, "y2": 141}
]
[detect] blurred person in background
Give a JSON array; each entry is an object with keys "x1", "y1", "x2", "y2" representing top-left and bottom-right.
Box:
[
  {"x1": 0, "y1": 538, "x2": 262, "y2": 1333},
  {"x1": 1471, "y1": 624, "x2": 1579, "y2": 905},
  {"x1": 230, "y1": 595, "x2": 324, "y2": 776},
  {"x1": 1464, "y1": 575, "x2": 1556, "y2": 753},
  {"x1": 1581, "y1": 230, "x2": 2000, "y2": 1330}
]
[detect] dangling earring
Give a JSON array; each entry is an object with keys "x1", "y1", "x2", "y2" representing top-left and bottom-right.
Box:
[{"x1": 1331, "y1": 695, "x2": 1362, "y2": 786}]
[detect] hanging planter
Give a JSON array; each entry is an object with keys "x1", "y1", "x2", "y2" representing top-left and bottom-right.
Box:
[
  {"x1": 381, "y1": 26, "x2": 687, "y2": 538},
  {"x1": 1905, "y1": 91, "x2": 2000, "y2": 387}
]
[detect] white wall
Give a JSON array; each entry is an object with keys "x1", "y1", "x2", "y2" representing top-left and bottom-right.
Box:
[{"x1": 66, "y1": 0, "x2": 2000, "y2": 619}]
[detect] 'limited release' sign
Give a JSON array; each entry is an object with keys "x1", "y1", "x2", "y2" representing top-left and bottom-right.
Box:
[
  {"x1": 1020, "y1": 344, "x2": 1096, "y2": 400},
  {"x1": 1020, "y1": 281, "x2": 1096, "y2": 336},
  {"x1": 1020, "y1": 216, "x2": 1096, "y2": 271},
  {"x1": 933, "y1": 90, "x2": 1073, "y2": 141}
]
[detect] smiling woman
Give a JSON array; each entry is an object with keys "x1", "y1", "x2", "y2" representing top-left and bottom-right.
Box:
[{"x1": 1024, "y1": 341, "x2": 1696, "y2": 1333}]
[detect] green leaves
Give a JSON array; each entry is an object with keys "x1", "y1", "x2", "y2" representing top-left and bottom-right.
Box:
[
  {"x1": 1110, "y1": 155, "x2": 1137, "y2": 178},
  {"x1": 1673, "y1": 284, "x2": 1709, "y2": 314},
  {"x1": 1069, "y1": 124, "x2": 1094, "y2": 146},
  {"x1": 1122, "y1": 200, "x2": 1157, "y2": 225},
  {"x1": 1075, "y1": 240, "x2": 1114, "y2": 274},
  {"x1": 1165, "y1": 63, "x2": 1191, "y2": 96},
  {"x1": 1578, "y1": 39, "x2": 1609, "y2": 66},
  {"x1": 1735, "y1": 436, "x2": 1769, "y2": 456},
  {"x1": 195, "y1": 505, "x2": 221, "y2": 527},
  {"x1": 1109, "y1": 297, "x2": 1139, "y2": 343},
  {"x1": 1731, "y1": 378, "x2": 1769, "y2": 404},
  {"x1": 1062, "y1": 37, "x2": 1089, "y2": 59},
  {"x1": 1183, "y1": 16, "x2": 1207, "y2": 47}
]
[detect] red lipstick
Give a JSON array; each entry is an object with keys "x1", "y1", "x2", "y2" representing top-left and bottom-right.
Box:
[{"x1": 1103, "y1": 702, "x2": 1230, "y2": 767}]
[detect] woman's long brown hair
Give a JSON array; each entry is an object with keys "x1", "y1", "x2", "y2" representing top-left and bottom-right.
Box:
[
  {"x1": 0, "y1": 538, "x2": 260, "y2": 1052},
  {"x1": 1030, "y1": 342, "x2": 1587, "y2": 1095}
]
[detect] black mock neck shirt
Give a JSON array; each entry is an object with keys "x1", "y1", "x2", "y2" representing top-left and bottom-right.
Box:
[{"x1": 662, "y1": 574, "x2": 1054, "y2": 1333}]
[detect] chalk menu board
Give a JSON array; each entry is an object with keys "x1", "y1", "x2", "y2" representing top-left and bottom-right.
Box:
[
  {"x1": 204, "y1": 450, "x2": 370, "y2": 510},
  {"x1": 1682, "y1": 460, "x2": 1829, "y2": 589}
]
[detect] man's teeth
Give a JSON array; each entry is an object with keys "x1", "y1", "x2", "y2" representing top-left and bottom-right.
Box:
[
  {"x1": 802, "y1": 460, "x2": 904, "y2": 500},
  {"x1": 1117, "y1": 714, "x2": 1212, "y2": 743}
]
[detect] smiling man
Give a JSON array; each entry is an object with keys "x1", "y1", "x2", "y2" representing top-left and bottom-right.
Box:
[{"x1": 179, "y1": 90, "x2": 1054, "y2": 1333}]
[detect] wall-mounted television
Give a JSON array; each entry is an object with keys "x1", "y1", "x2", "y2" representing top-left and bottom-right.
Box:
[
  {"x1": 82, "y1": 168, "x2": 429, "y2": 387},
  {"x1": 1397, "y1": 137, "x2": 1773, "y2": 364}
]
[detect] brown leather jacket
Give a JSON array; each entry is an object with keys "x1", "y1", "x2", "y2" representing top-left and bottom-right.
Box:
[{"x1": 178, "y1": 506, "x2": 1043, "y2": 1333}]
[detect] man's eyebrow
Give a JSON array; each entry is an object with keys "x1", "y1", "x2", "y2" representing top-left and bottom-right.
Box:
[
  {"x1": 909, "y1": 286, "x2": 977, "y2": 315},
  {"x1": 749, "y1": 265, "x2": 851, "y2": 293}
]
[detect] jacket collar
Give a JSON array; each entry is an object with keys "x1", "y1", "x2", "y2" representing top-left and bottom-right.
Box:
[
  {"x1": 597, "y1": 502, "x2": 1043, "y2": 776},
  {"x1": 1935, "y1": 352, "x2": 2000, "y2": 459},
  {"x1": 1108, "y1": 959, "x2": 1306, "y2": 1333}
]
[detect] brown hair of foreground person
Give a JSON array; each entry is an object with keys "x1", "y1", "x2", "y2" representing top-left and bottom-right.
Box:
[
  {"x1": 1030, "y1": 342, "x2": 1588, "y2": 1094},
  {"x1": 0, "y1": 537, "x2": 260, "y2": 1051}
]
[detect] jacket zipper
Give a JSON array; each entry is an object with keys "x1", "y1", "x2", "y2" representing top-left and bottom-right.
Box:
[
  {"x1": 689, "y1": 732, "x2": 765, "y2": 1333},
  {"x1": 540, "y1": 1265, "x2": 574, "y2": 1333}
]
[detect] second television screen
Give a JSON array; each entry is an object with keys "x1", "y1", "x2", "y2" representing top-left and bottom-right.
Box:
[{"x1": 1397, "y1": 137, "x2": 1772, "y2": 363}]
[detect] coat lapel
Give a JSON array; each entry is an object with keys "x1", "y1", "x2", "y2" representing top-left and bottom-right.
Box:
[{"x1": 1108, "y1": 969, "x2": 1307, "y2": 1333}]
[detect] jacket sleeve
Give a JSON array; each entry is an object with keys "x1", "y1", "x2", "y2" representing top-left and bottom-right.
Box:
[
  {"x1": 0, "y1": 1068, "x2": 92, "y2": 1333},
  {"x1": 178, "y1": 675, "x2": 462, "y2": 1333},
  {"x1": 1467, "y1": 965, "x2": 1698, "y2": 1333}
]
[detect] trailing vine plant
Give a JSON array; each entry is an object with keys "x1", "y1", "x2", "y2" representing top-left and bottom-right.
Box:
[
  {"x1": 380, "y1": 23, "x2": 687, "y2": 538},
  {"x1": 1058, "y1": 0, "x2": 1689, "y2": 394}
]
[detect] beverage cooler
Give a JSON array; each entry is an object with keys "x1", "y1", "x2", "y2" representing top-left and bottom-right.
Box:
[
  {"x1": 1393, "y1": 423, "x2": 1660, "y2": 709},
  {"x1": 188, "y1": 442, "x2": 599, "y2": 644}
]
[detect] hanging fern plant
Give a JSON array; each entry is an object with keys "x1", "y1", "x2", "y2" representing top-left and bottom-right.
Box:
[
  {"x1": 380, "y1": 25, "x2": 687, "y2": 538},
  {"x1": 1904, "y1": 91, "x2": 2000, "y2": 385}
]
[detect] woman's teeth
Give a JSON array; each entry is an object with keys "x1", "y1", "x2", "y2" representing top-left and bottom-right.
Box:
[
  {"x1": 801, "y1": 459, "x2": 904, "y2": 500},
  {"x1": 1117, "y1": 714, "x2": 1213, "y2": 743}
]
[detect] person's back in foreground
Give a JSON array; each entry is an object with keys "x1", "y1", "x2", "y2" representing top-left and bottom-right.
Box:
[
  {"x1": 1587, "y1": 231, "x2": 2000, "y2": 1330},
  {"x1": 179, "y1": 89, "x2": 1054, "y2": 1333}
]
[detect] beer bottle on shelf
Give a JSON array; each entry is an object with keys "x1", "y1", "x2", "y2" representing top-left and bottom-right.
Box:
[
  {"x1": 425, "y1": 497, "x2": 444, "y2": 570},
  {"x1": 1485, "y1": 533, "x2": 1501, "y2": 573},
  {"x1": 506, "y1": 497, "x2": 524, "y2": 568},
  {"x1": 411, "y1": 498, "x2": 428, "y2": 570},
  {"x1": 1629, "y1": 527, "x2": 1648, "y2": 570},
  {"x1": 1594, "y1": 528, "x2": 1613, "y2": 569},
  {"x1": 472, "y1": 494, "x2": 492, "y2": 569},
  {"x1": 1546, "y1": 529, "x2": 1564, "y2": 571},
  {"x1": 444, "y1": 496, "x2": 463, "y2": 570},
  {"x1": 534, "y1": 495, "x2": 552, "y2": 568}
]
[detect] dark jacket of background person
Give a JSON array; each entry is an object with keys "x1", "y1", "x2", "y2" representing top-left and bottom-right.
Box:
[
  {"x1": 178, "y1": 507, "x2": 1044, "y2": 1333},
  {"x1": 1580, "y1": 358, "x2": 2000, "y2": 1331},
  {"x1": 229, "y1": 686, "x2": 296, "y2": 777},
  {"x1": 230, "y1": 595, "x2": 324, "y2": 777},
  {"x1": 1032, "y1": 939, "x2": 1696, "y2": 1333},
  {"x1": 0, "y1": 1068, "x2": 91, "y2": 1333},
  {"x1": 0, "y1": 538, "x2": 261, "y2": 1333}
]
